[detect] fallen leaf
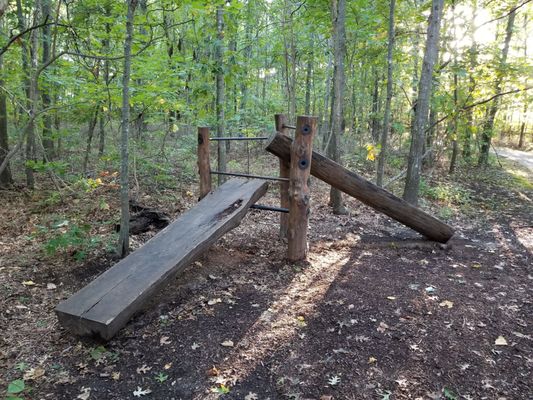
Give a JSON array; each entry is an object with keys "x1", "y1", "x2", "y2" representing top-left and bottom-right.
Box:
[
  {"x1": 160, "y1": 336, "x2": 171, "y2": 345},
  {"x1": 387, "y1": 296, "x2": 397, "y2": 300},
  {"x1": 191, "y1": 342, "x2": 201, "y2": 350},
  {"x1": 495, "y1": 336, "x2": 508, "y2": 346},
  {"x1": 22, "y1": 280, "x2": 36, "y2": 287},
  {"x1": 328, "y1": 375, "x2": 341, "y2": 386},
  {"x1": 164, "y1": 363, "x2": 172, "y2": 370},
  {"x1": 221, "y1": 340, "x2": 234, "y2": 347},
  {"x1": 112, "y1": 372, "x2": 120, "y2": 380},
  {"x1": 395, "y1": 378, "x2": 408, "y2": 387},
  {"x1": 245, "y1": 392, "x2": 259, "y2": 400},
  {"x1": 207, "y1": 366, "x2": 220, "y2": 376},
  {"x1": 76, "y1": 387, "x2": 91, "y2": 400},
  {"x1": 133, "y1": 387, "x2": 152, "y2": 397},
  {"x1": 377, "y1": 321, "x2": 389, "y2": 333},
  {"x1": 207, "y1": 298, "x2": 222, "y2": 306},
  {"x1": 368, "y1": 356, "x2": 377, "y2": 364},
  {"x1": 136, "y1": 365, "x2": 152, "y2": 374},
  {"x1": 23, "y1": 367, "x2": 45, "y2": 380},
  {"x1": 320, "y1": 396, "x2": 334, "y2": 400},
  {"x1": 46, "y1": 283, "x2": 57, "y2": 290},
  {"x1": 439, "y1": 300, "x2": 454, "y2": 309}
]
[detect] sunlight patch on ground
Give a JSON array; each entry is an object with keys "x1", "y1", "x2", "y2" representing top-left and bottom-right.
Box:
[{"x1": 196, "y1": 248, "x2": 355, "y2": 398}]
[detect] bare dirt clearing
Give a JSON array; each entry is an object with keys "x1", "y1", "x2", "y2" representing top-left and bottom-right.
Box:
[{"x1": 1, "y1": 162, "x2": 531, "y2": 400}]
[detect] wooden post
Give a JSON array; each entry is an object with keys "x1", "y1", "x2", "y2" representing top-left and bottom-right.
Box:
[
  {"x1": 288, "y1": 116, "x2": 317, "y2": 261},
  {"x1": 275, "y1": 114, "x2": 290, "y2": 239},
  {"x1": 197, "y1": 127, "x2": 211, "y2": 199}
]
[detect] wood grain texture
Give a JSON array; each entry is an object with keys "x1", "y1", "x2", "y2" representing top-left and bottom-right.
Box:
[
  {"x1": 197, "y1": 127, "x2": 211, "y2": 199},
  {"x1": 288, "y1": 116, "x2": 316, "y2": 261},
  {"x1": 266, "y1": 133, "x2": 454, "y2": 243},
  {"x1": 275, "y1": 114, "x2": 290, "y2": 239},
  {"x1": 55, "y1": 179, "x2": 268, "y2": 340}
]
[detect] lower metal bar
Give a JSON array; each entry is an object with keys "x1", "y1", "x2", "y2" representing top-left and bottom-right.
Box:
[
  {"x1": 251, "y1": 204, "x2": 289, "y2": 213},
  {"x1": 210, "y1": 170, "x2": 289, "y2": 182},
  {"x1": 210, "y1": 136, "x2": 269, "y2": 141}
]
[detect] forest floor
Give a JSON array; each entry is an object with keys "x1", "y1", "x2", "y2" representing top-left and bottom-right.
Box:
[{"x1": 1, "y1": 156, "x2": 532, "y2": 400}]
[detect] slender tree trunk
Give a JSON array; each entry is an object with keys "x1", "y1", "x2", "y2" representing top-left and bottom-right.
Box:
[
  {"x1": 41, "y1": 0, "x2": 54, "y2": 159},
  {"x1": 83, "y1": 107, "x2": 99, "y2": 175},
  {"x1": 215, "y1": 5, "x2": 226, "y2": 185},
  {"x1": 478, "y1": 9, "x2": 516, "y2": 166},
  {"x1": 328, "y1": 0, "x2": 347, "y2": 214},
  {"x1": 518, "y1": 14, "x2": 528, "y2": 149},
  {"x1": 403, "y1": 0, "x2": 444, "y2": 205},
  {"x1": 463, "y1": 1, "x2": 478, "y2": 160},
  {"x1": 370, "y1": 69, "x2": 380, "y2": 143},
  {"x1": 376, "y1": 0, "x2": 395, "y2": 187},
  {"x1": 320, "y1": 49, "x2": 333, "y2": 148},
  {"x1": 449, "y1": 2, "x2": 459, "y2": 174},
  {"x1": 304, "y1": 35, "x2": 314, "y2": 115},
  {"x1": 118, "y1": 0, "x2": 137, "y2": 258},
  {"x1": 17, "y1": 0, "x2": 37, "y2": 189},
  {"x1": 0, "y1": 19, "x2": 13, "y2": 187}
]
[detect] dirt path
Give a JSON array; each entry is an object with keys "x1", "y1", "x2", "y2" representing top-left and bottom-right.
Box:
[{"x1": 495, "y1": 147, "x2": 533, "y2": 171}]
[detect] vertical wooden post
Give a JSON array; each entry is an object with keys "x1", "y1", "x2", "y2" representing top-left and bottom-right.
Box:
[
  {"x1": 275, "y1": 114, "x2": 290, "y2": 239},
  {"x1": 288, "y1": 115, "x2": 316, "y2": 261},
  {"x1": 197, "y1": 127, "x2": 211, "y2": 200}
]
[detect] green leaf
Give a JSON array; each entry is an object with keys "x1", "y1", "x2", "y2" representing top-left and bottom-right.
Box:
[{"x1": 7, "y1": 379, "x2": 25, "y2": 394}]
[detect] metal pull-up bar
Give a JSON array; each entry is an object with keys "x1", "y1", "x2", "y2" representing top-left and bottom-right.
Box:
[{"x1": 209, "y1": 136, "x2": 269, "y2": 141}]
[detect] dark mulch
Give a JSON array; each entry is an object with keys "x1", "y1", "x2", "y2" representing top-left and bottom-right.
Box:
[{"x1": 1, "y1": 163, "x2": 531, "y2": 400}]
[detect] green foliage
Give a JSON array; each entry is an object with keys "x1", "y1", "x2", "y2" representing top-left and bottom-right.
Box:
[
  {"x1": 420, "y1": 180, "x2": 471, "y2": 206},
  {"x1": 154, "y1": 373, "x2": 168, "y2": 383},
  {"x1": 38, "y1": 220, "x2": 100, "y2": 261},
  {"x1": 5, "y1": 379, "x2": 26, "y2": 400}
]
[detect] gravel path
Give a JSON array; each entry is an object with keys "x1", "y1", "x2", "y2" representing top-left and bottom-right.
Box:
[{"x1": 495, "y1": 147, "x2": 533, "y2": 171}]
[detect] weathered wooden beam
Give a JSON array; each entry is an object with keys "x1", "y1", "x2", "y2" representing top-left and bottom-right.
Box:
[
  {"x1": 197, "y1": 127, "x2": 211, "y2": 199},
  {"x1": 288, "y1": 116, "x2": 316, "y2": 261},
  {"x1": 55, "y1": 179, "x2": 268, "y2": 340},
  {"x1": 266, "y1": 133, "x2": 454, "y2": 243},
  {"x1": 275, "y1": 114, "x2": 290, "y2": 240}
]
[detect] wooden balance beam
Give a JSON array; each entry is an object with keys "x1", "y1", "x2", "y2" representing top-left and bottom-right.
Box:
[
  {"x1": 55, "y1": 179, "x2": 268, "y2": 340},
  {"x1": 266, "y1": 133, "x2": 454, "y2": 243}
]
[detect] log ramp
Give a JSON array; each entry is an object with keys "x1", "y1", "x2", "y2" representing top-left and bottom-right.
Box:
[
  {"x1": 56, "y1": 179, "x2": 268, "y2": 340},
  {"x1": 266, "y1": 132, "x2": 454, "y2": 243}
]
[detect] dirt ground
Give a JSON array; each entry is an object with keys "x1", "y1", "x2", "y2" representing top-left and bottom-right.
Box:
[{"x1": 1, "y1": 161, "x2": 532, "y2": 400}]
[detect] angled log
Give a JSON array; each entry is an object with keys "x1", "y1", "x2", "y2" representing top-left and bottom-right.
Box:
[
  {"x1": 266, "y1": 133, "x2": 454, "y2": 243},
  {"x1": 56, "y1": 178, "x2": 268, "y2": 340}
]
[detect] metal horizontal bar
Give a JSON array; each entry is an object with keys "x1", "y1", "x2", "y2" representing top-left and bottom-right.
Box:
[
  {"x1": 282, "y1": 124, "x2": 296, "y2": 130},
  {"x1": 209, "y1": 136, "x2": 269, "y2": 141},
  {"x1": 210, "y1": 170, "x2": 289, "y2": 182},
  {"x1": 250, "y1": 204, "x2": 289, "y2": 213}
]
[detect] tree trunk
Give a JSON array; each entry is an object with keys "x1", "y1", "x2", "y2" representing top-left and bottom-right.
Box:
[
  {"x1": 449, "y1": 1, "x2": 459, "y2": 174},
  {"x1": 215, "y1": 5, "x2": 226, "y2": 185},
  {"x1": 0, "y1": 19, "x2": 12, "y2": 188},
  {"x1": 376, "y1": 0, "x2": 395, "y2": 187},
  {"x1": 83, "y1": 107, "x2": 99, "y2": 175},
  {"x1": 370, "y1": 69, "x2": 380, "y2": 143},
  {"x1": 403, "y1": 0, "x2": 444, "y2": 205},
  {"x1": 118, "y1": 0, "x2": 137, "y2": 258},
  {"x1": 41, "y1": 0, "x2": 54, "y2": 159},
  {"x1": 518, "y1": 14, "x2": 528, "y2": 149},
  {"x1": 328, "y1": 0, "x2": 347, "y2": 214},
  {"x1": 304, "y1": 35, "x2": 314, "y2": 115},
  {"x1": 463, "y1": 1, "x2": 478, "y2": 161},
  {"x1": 478, "y1": 9, "x2": 516, "y2": 166}
]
